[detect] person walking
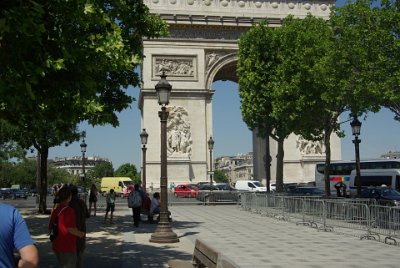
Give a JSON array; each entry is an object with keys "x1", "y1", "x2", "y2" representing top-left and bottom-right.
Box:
[
  {"x1": 0, "y1": 203, "x2": 39, "y2": 268},
  {"x1": 69, "y1": 185, "x2": 90, "y2": 268},
  {"x1": 128, "y1": 184, "x2": 143, "y2": 227},
  {"x1": 49, "y1": 186, "x2": 85, "y2": 268},
  {"x1": 104, "y1": 189, "x2": 116, "y2": 223},
  {"x1": 88, "y1": 184, "x2": 98, "y2": 216}
]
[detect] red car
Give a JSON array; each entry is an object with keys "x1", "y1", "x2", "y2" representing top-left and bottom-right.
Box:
[
  {"x1": 174, "y1": 183, "x2": 198, "y2": 198},
  {"x1": 122, "y1": 184, "x2": 135, "y2": 198}
]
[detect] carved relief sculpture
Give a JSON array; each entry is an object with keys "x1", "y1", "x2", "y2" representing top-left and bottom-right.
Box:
[
  {"x1": 296, "y1": 136, "x2": 324, "y2": 155},
  {"x1": 152, "y1": 56, "x2": 197, "y2": 80},
  {"x1": 205, "y1": 50, "x2": 233, "y2": 71},
  {"x1": 167, "y1": 106, "x2": 193, "y2": 158}
]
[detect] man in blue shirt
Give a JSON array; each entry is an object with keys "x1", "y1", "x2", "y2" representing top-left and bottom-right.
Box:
[{"x1": 0, "y1": 203, "x2": 39, "y2": 267}]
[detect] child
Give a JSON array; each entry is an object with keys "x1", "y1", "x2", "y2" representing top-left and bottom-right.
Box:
[{"x1": 104, "y1": 189, "x2": 116, "y2": 223}]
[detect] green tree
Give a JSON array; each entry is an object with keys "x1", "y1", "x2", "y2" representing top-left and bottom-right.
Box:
[
  {"x1": 238, "y1": 21, "x2": 286, "y2": 192},
  {"x1": 271, "y1": 15, "x2": 341, "y2": 196},
  {"x1": 115, "y1": 163, "x2": 138, "y2": 182},
  {"x1": 0, "y1": 1, "x2": 168, "y2": 213},
  {"x1": 238, "y1": 18, "x2": 327, "y2": 192},
  {"x1": 238, "y1": 1, "x2": 398, "y2": 195},
  {"x1": 86, "y1": 162, "x2": 114, "y2": 186},
  {"x1": 7, "y1": 159, "x2": 37, "y2": 188},
  {"x1": 320, "y1": 0, "x2": 397, "y2": 196},
  {"x1": 47, "y1": 165, "x2": 77, "y2": 186},
  {"x1": 214, "y1": 170, "x2": 228, "y2": 183},
  {"x1": 375, "y1": 0, "x2": 400, "y2": 120}
]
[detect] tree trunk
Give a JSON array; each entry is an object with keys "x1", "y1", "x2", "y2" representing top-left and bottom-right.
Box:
[
  {"x1": 38, "y1": 146, "x2": 49, "y2": 214},
  {"x1": 276, "y1": 138, "x2": 284, "y2": 193},
  {"x1": 36, "y1": 152, "x2": 40, "y2": 205},
  {"x1": 265, "y1": 136, "x2": 272, "y2": 192},
  {"x1": 324, "y1": 126, "x2": 332, "y2": 197}
]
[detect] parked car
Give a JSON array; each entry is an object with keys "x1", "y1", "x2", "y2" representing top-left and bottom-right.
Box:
[
  {"x1": 174, "y1": 183, "x2": 198, "y2": 198},
  {"x1": 288, "y1": 187, "x2": 325, "y2": 197},
  {"x1": 198, "y1": 183, "x2": 220, "y2": 191},
  {"x1": 28, "y1": 188, "x2": 38, "y2": 196},
  {"x1": 196, "y1": 183, "x2": 239, "y2": 202},
  {"x1": 0, "y1": 188, "x2": 13, "y2": 199},
  {"x1": 361, "y1": 187, "x2": 400, "y2": 206},
  {"x1": 9, "y1": 188, "x2": 29, "y2": 199},
  {"x1": 215, "y1": 183, "x2": 236, "y2": 191}
]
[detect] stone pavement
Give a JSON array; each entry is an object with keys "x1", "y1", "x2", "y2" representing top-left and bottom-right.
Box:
[{"x1": 21, "y1": 204, "x2": 400, "y2": 268}]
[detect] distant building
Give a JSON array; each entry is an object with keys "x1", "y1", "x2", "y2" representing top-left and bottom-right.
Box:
[
  {"x1": 215, "y1": 152, "x2": 253, "y2": 184},
  {"x1": 50, "y1": 156, "x2": 111, "y2": 176},
  {"x1": 380, "y1": 151, "x2": 400, "y2": 159}
]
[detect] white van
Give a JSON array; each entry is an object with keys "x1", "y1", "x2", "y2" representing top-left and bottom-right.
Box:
[
  {"x1": 349, "y1": 169, "x2": 400, "y2": 195},
  {"x1": 235, "y1": 180, "x2": 267, "y2": 192}
]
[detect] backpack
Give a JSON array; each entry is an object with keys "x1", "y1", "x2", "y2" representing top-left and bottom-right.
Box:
[
  {"x1": 128, "y1": 190, "x2": 142, "y2": 208},
  {"x1": 50, "y1": 206, "x2": 68, "y2": 242}
]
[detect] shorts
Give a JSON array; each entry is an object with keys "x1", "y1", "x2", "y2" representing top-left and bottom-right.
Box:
[
  {"x1": 106, "y1": 203, "x2": 115, "y2": 212},
  {"x1": 89, "y1": 195, "x2": 97, "y2": 203}
]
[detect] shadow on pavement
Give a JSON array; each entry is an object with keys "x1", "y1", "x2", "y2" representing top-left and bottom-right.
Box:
[{"x1": 22, "y1": 207, "x2": 198, "y2": 268}]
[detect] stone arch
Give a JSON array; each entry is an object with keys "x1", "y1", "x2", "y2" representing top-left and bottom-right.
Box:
[
  {"x1": 139, "y1": 0, "x2": 339, "y2": 189},
  {"x1": 205, "y1": 53, "x2": 238, "y2": 90}
]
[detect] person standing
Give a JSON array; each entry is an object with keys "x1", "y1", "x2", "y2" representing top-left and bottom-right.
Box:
[
  {"x1": 49, "y1": 186, "x2": 85, "y2": 268},
  {"x1": 0, "y1": 203, "x2": 39, "y2": 268},
  {"x1": 104, "y1": 189, "x2": 116, "y2": 223},
  {"x1": 88, "y1": 184, "x2": 98, "y2": 216},
  {"x1": 69, "y1": 185, "x2": 90, "y2": 268},
  {"x1": 128, "y1": 184, "x2": 143, "y2": 227}
]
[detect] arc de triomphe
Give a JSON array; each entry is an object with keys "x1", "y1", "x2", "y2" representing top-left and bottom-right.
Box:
[{"x1": 139, "y1": 0, "x2": 341, "y2": 188}]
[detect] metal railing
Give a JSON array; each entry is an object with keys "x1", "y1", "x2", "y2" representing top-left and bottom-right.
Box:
[{"x1": 240, "y1": 193, "x2": 400, "y2": 246}]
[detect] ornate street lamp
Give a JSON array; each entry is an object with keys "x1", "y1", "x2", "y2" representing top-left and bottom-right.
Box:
[
  {"x1": 150, "y1": 72, "x2": 179, "y2": 243},
  {"x1": 350, "y1": 115, "x2": 362, "y2": 197},
  {"x1": 208, "y1": 136, "x2": 215, "y2": 204},
  {"x1": 80, "y1": 138, "x2": 87, "y2": 200},
  {"x1": 140, "y1": 128, "x2": 149, "y2": 191}
]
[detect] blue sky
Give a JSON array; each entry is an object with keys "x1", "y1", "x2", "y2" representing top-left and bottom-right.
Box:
[{"x1": 46, "y1": 0, "x2": 400, "y2": 169}]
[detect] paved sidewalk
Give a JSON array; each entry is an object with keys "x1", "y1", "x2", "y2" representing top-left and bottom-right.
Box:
[{"x1": 22, "y1": 204, "x2": 400, "y2": 267}]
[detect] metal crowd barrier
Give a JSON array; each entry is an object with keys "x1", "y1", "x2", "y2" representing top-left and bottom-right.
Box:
[{"x1": 240, "y1": 192, "x2": 400, "y2": 246}]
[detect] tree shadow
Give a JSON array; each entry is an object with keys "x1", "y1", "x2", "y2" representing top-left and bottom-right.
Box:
[{"x1": 22, "y1": 207, "x2": 202, "y2": 267}]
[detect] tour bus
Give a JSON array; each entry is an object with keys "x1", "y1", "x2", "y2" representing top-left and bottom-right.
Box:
[
  {"x1": 348, "y1": 169, "x2": 400, "y2": 196},
  {"x1": 315, "y1": 159, "x2": 400, "y2": 195}
]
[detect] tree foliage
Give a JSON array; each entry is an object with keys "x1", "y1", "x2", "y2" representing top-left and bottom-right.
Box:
[
  {"x1": 0, "y1": 0, "x2": 168, "y2": 212},
  {"x1": 238, "y1": 1, "x2": 399, "y2": 194},
  {"x1": 86, "y1": 161, "x2": 114, "y2": 186},
  {"x1": 238, "y1": 16, "x2": 333, "y2": 192},
  {"x1": 115, "y1": 163, "x2": 138, "y2": 181},
  {"x1": 375, "y1": 0, "x2": 400, "y2": 118},
  {"x1": 213, "y1": 170, "x2": 228, "y2": 183}
]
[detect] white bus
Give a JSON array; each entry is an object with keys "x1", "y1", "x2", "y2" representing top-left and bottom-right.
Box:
[
  {"x1": 315, "y1": 159, "x2": 400, "y2": 195},
  {"x1": 348, "y1": 169, "x2": 400, "y2": 195}
]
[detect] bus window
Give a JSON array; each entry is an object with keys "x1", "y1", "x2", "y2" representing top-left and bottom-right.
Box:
[{"x1": 360, "y1": 175, "x2": 391, "y2": 187}]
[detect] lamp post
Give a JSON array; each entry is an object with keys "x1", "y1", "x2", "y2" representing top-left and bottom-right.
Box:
[
  {"x1": 150, "y1": 72, "x2": 179, "y2": 243},
  {"x1": 350, "y1": 115, "x2": 362, "y2": 197},
  {"x1": 140, "y1": 128, "x2": 149, "y2": 191},
  {"x1": 208, "y1": 136, "x2": 215, "y2": 204}
]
